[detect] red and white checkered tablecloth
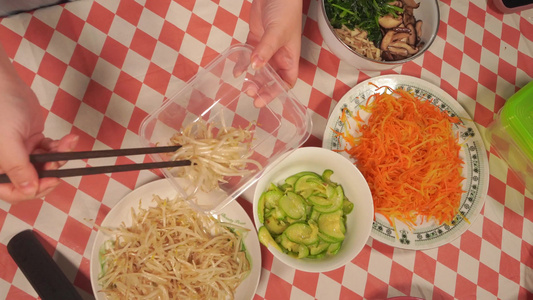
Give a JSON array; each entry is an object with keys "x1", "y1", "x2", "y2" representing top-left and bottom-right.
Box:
[{"x1": 0, "y1": 0, "x2": 532, "y2": 299}]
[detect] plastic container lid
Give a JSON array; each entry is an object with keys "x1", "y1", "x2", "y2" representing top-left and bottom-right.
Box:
[
  {"x1": 500, "y1": 80, "x2": 533, "y2": 162},
  {"x1": 139, "y1": 44, "x2": 312, "y2": 213}
]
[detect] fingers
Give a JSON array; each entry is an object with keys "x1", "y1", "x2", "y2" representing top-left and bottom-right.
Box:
[
  {"x1": 39, "y1": 133, "x2": 79, "y2": 153},
  {"x1": 34, "y1": 178, "x2": 61, "y2": 198},
  {"x1": 250, "y1": 28, "x2": 286, "y2": 72},
  {"x1": 233, "y1": 50, "x2": 252, "y2": 78},
  {"x1": 40, "y1": 134, "x2": 79, "y2": 169},
  {"x1": 248, "y1": 0, "x2": 302, "y2": 88},
  {"x1": 0, "y1": 135, "x2": 40, "y2": 197},
  {"x1": 270, "y1": 52, "x2": 299, "y2": 89},
  {"x1": 249, "y1": 27, "x2": 301, "y2": 89},
  {"x1": 0, "y1": 177, "x2": 60, "y2": 204},
  {"x1": 244, "y1": 78, "x2": 284, "y2": 108},
  {"x1": 0, "y1": 134, "x2": 78, "y2": 204}
]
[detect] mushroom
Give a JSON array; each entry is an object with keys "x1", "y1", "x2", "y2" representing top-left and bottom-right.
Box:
[
  {"x1": 387, "y1": 46, "x2": 409, "y2": 57},
  {"x1": 392, "y1": 32, "x2": 410, "y2": 42},
  {"x1": 380, "y1": 30, "x2": 396, "y2": 51},
  {"x1": 406, "y1": 23, "x2": 416, "y2": 46},
  {"x1": 415, "y1": 20, "x2": 423, "y2": 39},
  {"x1": 402, "y1": 0, "x2": 420, "y2": 8},
  {"x1": 389, "y1": 0, "x2": 403, "y2": 7},
  {"x1": 403, "y1": 7, "x2": 416, "y2": 26},
  {"x1": 390, "y1": 41, "x2": 419, "y2": 55},
  {"x1": 393, "y1": 26, "x2": 412, "y2": 33},
  {"x1": 382, "y1": 51, "x2": 395, "y2": 61},
  {"x1": 379, "y1": 14, "x2": 403, "y2": 29}
]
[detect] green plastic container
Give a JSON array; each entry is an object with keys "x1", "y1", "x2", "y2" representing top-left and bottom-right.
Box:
[{"x1": 486, "y1": 81, "x2": 533, "y2": 192}]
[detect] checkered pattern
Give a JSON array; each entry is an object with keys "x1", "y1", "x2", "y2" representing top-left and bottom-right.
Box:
[{"x1": 0, "y1": 0, "x2": 532, "y2": 299}]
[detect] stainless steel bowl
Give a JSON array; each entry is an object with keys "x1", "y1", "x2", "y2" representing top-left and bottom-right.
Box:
[{"x1": 317, "y1": 0, "x2": 440, "y2": 71}]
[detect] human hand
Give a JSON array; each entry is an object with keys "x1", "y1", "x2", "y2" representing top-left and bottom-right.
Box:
[
  {"x1": 246, "y1": 0, "x2": 303, "y2": 89},
  {"x1": 0, "y1": 45, "x2": 78, "y2": 204}
]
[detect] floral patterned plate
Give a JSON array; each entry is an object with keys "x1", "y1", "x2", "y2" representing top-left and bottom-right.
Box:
[{"x1": 322, "y1": 75, "x2": 489, "y2": 250}]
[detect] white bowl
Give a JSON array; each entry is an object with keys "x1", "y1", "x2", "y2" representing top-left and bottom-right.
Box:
[
  {"x1": 252, "y1": 147, "x2": 374, "y2": 273},
  {"x1": 317, "y1": 0, "x2": 439, "y2": 71}
]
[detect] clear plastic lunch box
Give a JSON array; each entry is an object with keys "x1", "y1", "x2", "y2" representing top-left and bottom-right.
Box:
[
  {"x1": 486, "y1": 80, "x2": 533, "y2": 192},
  {"x1": 139, "y1": 44, "x2": 312, "y2": 213}
]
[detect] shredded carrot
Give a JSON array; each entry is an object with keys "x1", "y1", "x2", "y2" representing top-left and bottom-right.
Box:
[{"x1": 335, "y1": 86, "x2": 465, "y2": 229}]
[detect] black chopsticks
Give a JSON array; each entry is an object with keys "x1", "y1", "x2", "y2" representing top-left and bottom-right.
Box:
[{"x1": 0, "y1": 146, "x2": 190, "y2": 184}]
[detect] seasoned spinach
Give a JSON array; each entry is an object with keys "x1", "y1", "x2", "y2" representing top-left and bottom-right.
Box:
[{"x1": 324, "y1": 0, "x2": 403, "y2": 45}]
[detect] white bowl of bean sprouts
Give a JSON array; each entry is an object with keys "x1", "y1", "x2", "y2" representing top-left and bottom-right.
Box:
[
  {"x1": 318, "y1": 0, "x2": 439, "y2": 71},
  {"x1": 139, "y1": 44, "x2": 312, "y2": 214}
]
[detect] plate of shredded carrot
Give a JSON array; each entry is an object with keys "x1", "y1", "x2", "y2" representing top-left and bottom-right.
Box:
[{"x1": 322, "y1": 75, "x2": 489, "y2": 250}]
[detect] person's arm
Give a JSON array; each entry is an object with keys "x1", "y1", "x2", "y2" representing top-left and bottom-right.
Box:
[
  {"x1": 0, "y1": 43, "x2": 78, "y2": 204},
  {"x1": 246, "y1": 0, "x2": 303, "y2": 89}
]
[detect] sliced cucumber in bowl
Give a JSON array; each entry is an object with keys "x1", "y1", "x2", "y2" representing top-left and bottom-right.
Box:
[{"x1": 257, "y1": 169, "x2": 354, "y2": 259}]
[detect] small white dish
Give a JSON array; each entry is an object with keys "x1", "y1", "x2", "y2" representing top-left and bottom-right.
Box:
[{"x1": 252, "y1": 147, "x2": 374, "y2": 273}]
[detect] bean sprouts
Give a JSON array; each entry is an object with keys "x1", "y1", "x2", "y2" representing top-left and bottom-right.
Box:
[
  {"x1": 168, "y1": 119, "x2": 262, "y2": 193},
  {"x1": 97, "y1": 195, "x2": 251, "y2": 300}
]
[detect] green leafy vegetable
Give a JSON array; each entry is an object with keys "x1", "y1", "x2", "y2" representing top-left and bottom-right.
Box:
[{"x1": 324, "y1": 0, "x2": 404, "y2": 45}]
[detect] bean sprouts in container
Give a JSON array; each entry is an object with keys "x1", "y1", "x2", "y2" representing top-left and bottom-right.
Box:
[
  {"x1": 168, "y1": 118, "x2": 262, "y2": 194},
  {"x1": 97, "y1": 195, "x2": 251, "y2": 300}
]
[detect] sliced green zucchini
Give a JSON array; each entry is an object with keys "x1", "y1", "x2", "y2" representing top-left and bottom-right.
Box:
[
  {"x1": 258, "y1": 226, "x2": 283, "y2": 252},
  {"x1": 296, "y1": 244, "x2": 310, "y2": 258},
  {"x1": 343, "y1": 198, "x2": 354, "y2": 215},
  {"x1": 327, "y1": 242, "x2": 342, "y2": 255},
  {"x1": 294, "y1": 175, "x2": 325, "y2": 194},
  {"x1": 264, "y1": 189, "x2": 283, "y2": 209},
  {"x1": 313, "y1": 185, "x2": 344, "y2": 213},
  {"x1": 318, "y1": 231, "x2": 340, "y2": 243},
  {"x1": 309, "y1": 209, "x2": 321, "y2": 222},
  {"x1": 318, "y1": 210, "x2": 345, "y2": 242},
  {"x1": 308, "y1": 240, "x2": 330, "y2": 256},
  {"x1": 308, "y1": 194, "x2": 331, "y2": 207},
  {"x1": 325, "y1": 184, "x2": 336, "y2": 198},
  {"x1": 278, "y1": 183, "x2": 292, "y2": 192},
  {"x1": 268, "y1": 182, "x2": 279, "y2": 190},
  {"x1": 264, "y1": 215, "x2": 288, "y2": 235},
  {"x1": 279, "y1": 191, "x2": 306, "y2": 220},
  {"x1": 279, "y1": 233, "x2": 300, "y2": 252},
  {"x1": 257, "y1": 192, "x2": 266, "y2": 223},
  {"x1": 284, "y1": 222, "x2": 319, "y2": 245},
  {"x1": 271, "y1": 207, "x2": 286, "y2": 220},
  {"x1": 285, "y1": 171, "x2": 320, "y2": 186},
  {"x1": 321, "y1": 169, "x2": 334, "y2": 184}
]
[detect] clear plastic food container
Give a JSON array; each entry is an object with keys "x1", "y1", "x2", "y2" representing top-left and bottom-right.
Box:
[
  {"x1": 139, "y1": 44, "x2": 312, "y2": 213},
  {"x1": 486, "y1": 80, "x2": 533, "y2": 192}
]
